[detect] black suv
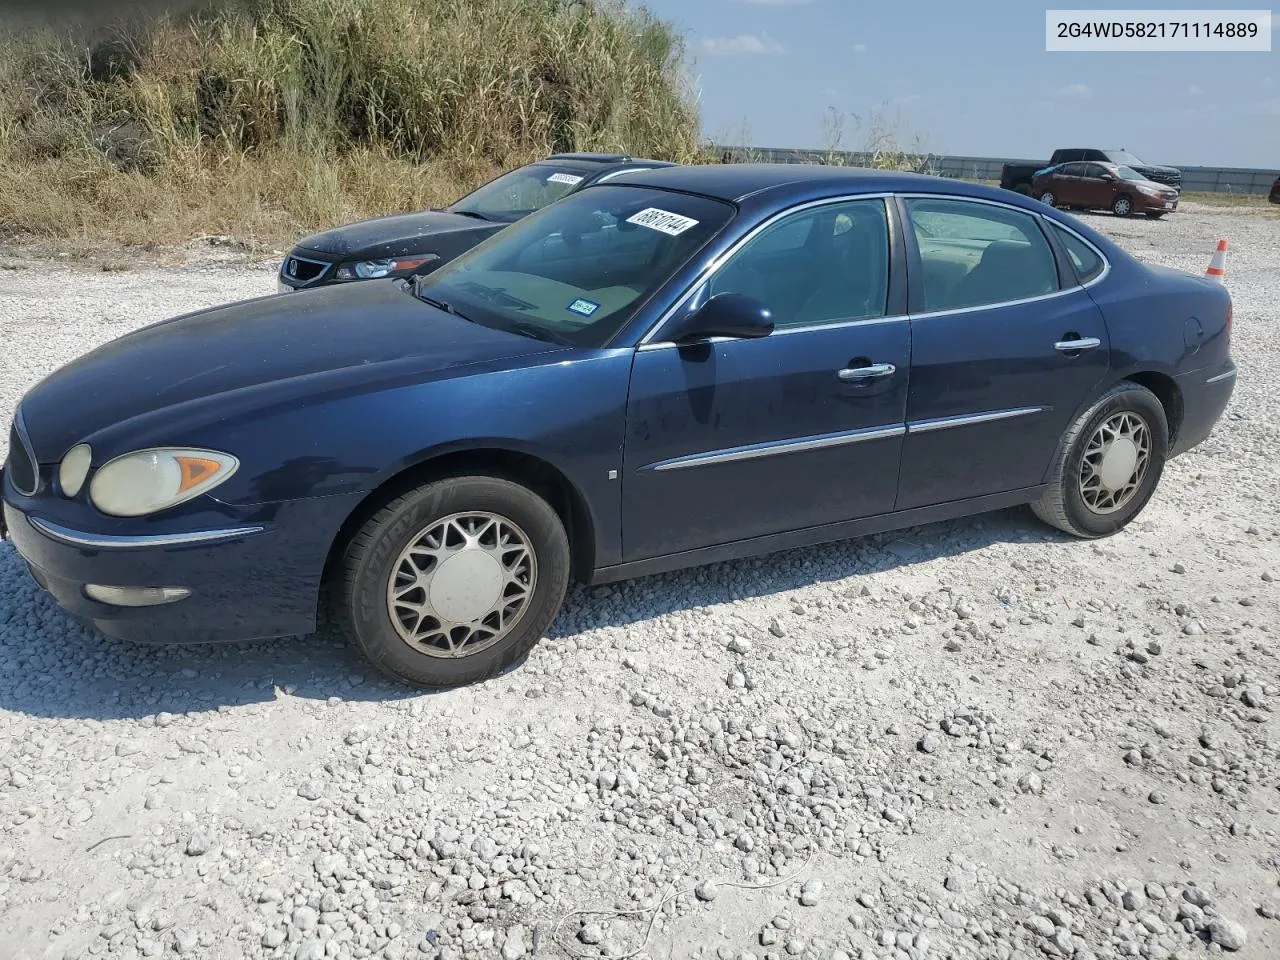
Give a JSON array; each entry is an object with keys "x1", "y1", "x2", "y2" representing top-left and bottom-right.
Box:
[{"x1": 278, "y1": 153, "x2": 675, "y2": 292}]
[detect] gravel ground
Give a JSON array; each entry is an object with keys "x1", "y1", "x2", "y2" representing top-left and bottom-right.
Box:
[{"x1": 1, "y1": 203, "x2": 1278, "y2": 960}]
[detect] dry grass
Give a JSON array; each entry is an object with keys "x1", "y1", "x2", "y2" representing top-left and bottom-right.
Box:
[{"x1": 0, "y1": 0, "x2": 701, "y2": 249}]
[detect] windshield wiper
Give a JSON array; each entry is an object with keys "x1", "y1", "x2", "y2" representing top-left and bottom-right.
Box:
[
  {"x1": 448, "y1": 209, "x2": 493, "y2": 222},
  {"x1": 410, "y1": 275, "x2": 471, "y2": 320},
  {"x1": 505, "y1": 322, "x2": 572, "y2": 346}
]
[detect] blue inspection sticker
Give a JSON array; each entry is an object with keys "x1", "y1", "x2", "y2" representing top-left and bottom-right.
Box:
[{"x1": 567, "y1": 298, "x2": 600, "y2": 317}]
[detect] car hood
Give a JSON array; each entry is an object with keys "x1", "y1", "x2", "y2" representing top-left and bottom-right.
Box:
[
  {"x1": 18, "y1": 280, "x2": 563, "y2": 461},
  {"x1": 1130, "y1": 163, "x2": 1180, "y2": 175},
  {"x1": 293, "y1": 209, "x2": 503, "y2": 259}
]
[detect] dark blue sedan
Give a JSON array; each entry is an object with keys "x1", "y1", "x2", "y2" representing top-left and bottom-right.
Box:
[{"x1": 2, "y1": 165, "x2": 1236, "y2": 687}]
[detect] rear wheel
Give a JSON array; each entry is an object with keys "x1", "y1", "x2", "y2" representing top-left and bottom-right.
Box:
[
  {"x1": 1031, "y1": 382, "x2": 1168, "y2": 538},
  {"x1": 336, "y1": 476, "x2": 571, "y2": 687},
  {"x1": 1112, "y1": 195, "x2": 1133, "y2": 217},
  {"x1": 1038, "y1": 190, "x2": 1056, "y2": 207}
]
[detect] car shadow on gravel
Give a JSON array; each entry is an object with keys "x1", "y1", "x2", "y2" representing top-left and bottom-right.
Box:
[{"x1": 0, "y1": 505, "x2": 1068, "y2": 720}]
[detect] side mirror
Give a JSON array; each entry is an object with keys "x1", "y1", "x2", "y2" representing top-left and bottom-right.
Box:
[
  {"x1": 1100, "y1": 172, "x2": 1116, "y2": 182},
  {"x1": 669, "y1": 293, "x2": 774, "y2": 342}
]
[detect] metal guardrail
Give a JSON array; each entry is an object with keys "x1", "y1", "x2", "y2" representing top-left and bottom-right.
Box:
[{"x1": 712, "y1": 146, "x2": 1278, "y2": 196}]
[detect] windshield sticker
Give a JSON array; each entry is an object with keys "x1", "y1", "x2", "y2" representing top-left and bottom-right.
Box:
[
  {"x1": 567, "y1": 298, "x2": 600, "y2": 317},
  {"x1": 547, "y1": 172, "x2": 584, "y2": 186},
  {"x1": 626, "y1": 207, "x2": 700, "y2": 236}
]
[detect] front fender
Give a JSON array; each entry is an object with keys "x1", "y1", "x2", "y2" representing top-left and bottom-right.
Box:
[{"x1": 188, "y1": 348, "x2": 635, "y2": 561}]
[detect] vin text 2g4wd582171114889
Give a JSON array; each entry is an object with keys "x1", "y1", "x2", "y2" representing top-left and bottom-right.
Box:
[{"x1": 2, "y1": 165, "x2": 1236, "y2": 688}]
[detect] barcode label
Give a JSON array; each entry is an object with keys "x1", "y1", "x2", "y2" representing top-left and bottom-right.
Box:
[
  {"x1": 547, "y1": 173, "x2": 584, "y2": 185},
  {"x1": 626, "y1": 207, "x2": 700, "y2": 236}
]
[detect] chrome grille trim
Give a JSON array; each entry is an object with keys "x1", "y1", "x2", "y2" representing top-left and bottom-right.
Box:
[{"x1": 281, "y1": 253, "x2": 333, "y2": 287}]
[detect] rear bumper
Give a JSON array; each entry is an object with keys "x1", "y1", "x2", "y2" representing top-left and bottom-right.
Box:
[
  {"x1": 1, "y1": 488, "x2": 358, "y2": 644},
  {"x1": 1171, "y1": 359, "x2": 1236, "y2": 457}
]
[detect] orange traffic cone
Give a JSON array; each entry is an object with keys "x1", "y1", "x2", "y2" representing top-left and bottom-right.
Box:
[{"x1": 1205, "y1": 238, "x2": 1228, "y2": 282}]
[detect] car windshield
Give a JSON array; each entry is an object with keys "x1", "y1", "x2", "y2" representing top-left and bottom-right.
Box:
[
  {"x1": 447, "y1": 162, "x2": 600, "y2": 223},
  {"x1": 1107, "y1": 150, "x2": 1144, "y2": 166},
  {"x1": 1113, "y1": 165, "x2": 1147, "y2": 181},
  {"x1": 413, "y1": 185, "x2": 735, "y2": 347}
]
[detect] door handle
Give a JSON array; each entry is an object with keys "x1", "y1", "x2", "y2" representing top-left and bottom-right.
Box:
[
  {"x1": 837, "y1": 363, "x2": 896, "y2": 381},
  {"x1": 1054, "y1": 337, "x2": 1101, "y2": 353}
]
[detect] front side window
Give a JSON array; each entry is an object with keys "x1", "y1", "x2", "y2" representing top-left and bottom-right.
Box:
[
  {"x1": 1083, "y1": 163, "x2": 1110, "y2": 179},
  {"x1": 448, "y1": 162, "x2": 598, "y2": 223},
  {"x1": 906, "y1": 198, "x2": 1060, "y2": 312},
  {"x1": 706, "y1": 198, "x2": 890, "y2": 328},
  {"x1": 1050, "y1": 223, "x2": 1105, "y2": 284},
  {"x1": 414, "y1": 186, "x2": 734, "y2": 346}
]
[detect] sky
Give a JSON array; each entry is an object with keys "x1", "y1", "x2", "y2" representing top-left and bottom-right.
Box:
[{"x1": 634, "y1": 0, "x2": 1280, "y2": 168}]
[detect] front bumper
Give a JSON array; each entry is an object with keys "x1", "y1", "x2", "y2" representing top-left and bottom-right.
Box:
[
  {"x1": 1, "y1": 486, "x2": 358, "y2": 644},
  {"x1": 1132, "y1": 193, "x2": 1179, "y2": 214}
]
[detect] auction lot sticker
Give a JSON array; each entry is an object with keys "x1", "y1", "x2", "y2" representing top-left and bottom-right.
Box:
[
  {"x1": 547, "y1": 172, "x2": 584, "y2": 185},
  {"x1": 1046, "y1": 9, "x2": 1272, "y2": 51},
  {"x1": 626, "y1": 208, "x2": 700, "y2": 236}
]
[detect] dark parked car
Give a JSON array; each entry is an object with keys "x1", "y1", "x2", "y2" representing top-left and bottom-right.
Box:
[
  {"x1": 1270, "y1": 174, "x2": 1279, "y2": 204},
  {"x1": 1002, "y1": 147, "x2": 1182, "y2": 195},
  {"x1": 3, "y1": 165, "x2": 1236, "y2": 688},
  {"x1": 1032, "y1": 161, "x2": 1180, "y2": 218},
  {"x1": 277, "y1": 152, "x2": 674, "y2": 291}
]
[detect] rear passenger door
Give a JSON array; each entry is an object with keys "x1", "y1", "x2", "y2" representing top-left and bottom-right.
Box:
[{"x1": 895, "y1": 196, "x2": 1110, "y2": 510}]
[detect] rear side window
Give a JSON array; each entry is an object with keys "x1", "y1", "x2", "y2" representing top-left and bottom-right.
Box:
[
  {"x1": 905, "y1": 198, "x2": 1060, "y2": 312},
  {"x1": 1051, "y1": 223, "x2": 1106, "y2": 284}
]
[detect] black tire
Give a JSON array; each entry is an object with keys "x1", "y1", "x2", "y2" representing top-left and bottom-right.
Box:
[
  {"x1": 1013, "y1": 183, "x2": 1033, "y2": 196},
  {"x1": 1144, "y1": 211, "x2": 1166, "y2": 219},
  {"x1": 336, "y1": 476, "x2": 570, "y2": 688},
  {"x1": 1031, "y1": 382, "x2": 1169, "y2": 539},
  {"x1": 1112, "y1": 194, "x2": 1133, "y2": 217},
  {"x1": 1038, "y1": 190, "x2": 1056, "y2": 207}
]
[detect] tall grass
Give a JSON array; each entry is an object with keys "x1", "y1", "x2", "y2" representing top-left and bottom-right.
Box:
[{"x1": 0, "y1": 0, "x2": 700, "y2": 247}]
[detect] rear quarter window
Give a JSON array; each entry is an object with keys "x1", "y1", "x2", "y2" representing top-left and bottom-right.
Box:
[{"x1": 1050, "y1": 223, "x2": 1106, "y2": 284}]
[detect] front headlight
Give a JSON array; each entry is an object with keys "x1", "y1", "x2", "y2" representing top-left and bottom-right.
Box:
[
  {"x1": 58, "y1": 443, "x2": 93, "y2": 497},
  {"x1": 89, "y1": 448, "x2": 239, "y2": 517},
  {"x1": 334, "y1": 255, "x2": 439, "y2": 281},
  {"x1": 1136, "y1": 184, "x2": 1162, "y2": 196}
]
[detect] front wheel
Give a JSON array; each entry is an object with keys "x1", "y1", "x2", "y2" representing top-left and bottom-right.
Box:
[
  {"x1": 1031, "y1": 382, "x2": 1168, "y2": 538},
  {"x1": 1112, "y1": 195, "x2": 1133, "y2": 217},
  {"x1": 336, "y1": 476, "x2": 571, "y2": 687}
]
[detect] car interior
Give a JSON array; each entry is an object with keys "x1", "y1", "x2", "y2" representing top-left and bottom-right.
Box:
[
  {"x1": 909, "y1": 203, "x2": 1060, "y2": 312},
  {"x1": 708, "y1": 202, "x2": 889, "y2": 327}
]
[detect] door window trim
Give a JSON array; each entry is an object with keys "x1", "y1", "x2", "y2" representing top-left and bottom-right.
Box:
[
  {"x1": 894, "y1": 193, "x2": 1111, "y2": 319},
  {"x1": 637, "y1": 193, "x2": 902, "y2": 347}
]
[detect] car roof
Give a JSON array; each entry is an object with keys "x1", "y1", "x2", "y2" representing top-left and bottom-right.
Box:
[
  {"x1": 597, "y1": 162, "x2": 1020, "y2": 204},
  {"x1": 545, "y1": 152, "x2": 675, "y2": 168}
]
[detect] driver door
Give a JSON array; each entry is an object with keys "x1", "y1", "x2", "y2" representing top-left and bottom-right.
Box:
[{"x1": 621, "y1": 197, "x2": 910, "y2": 561}]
